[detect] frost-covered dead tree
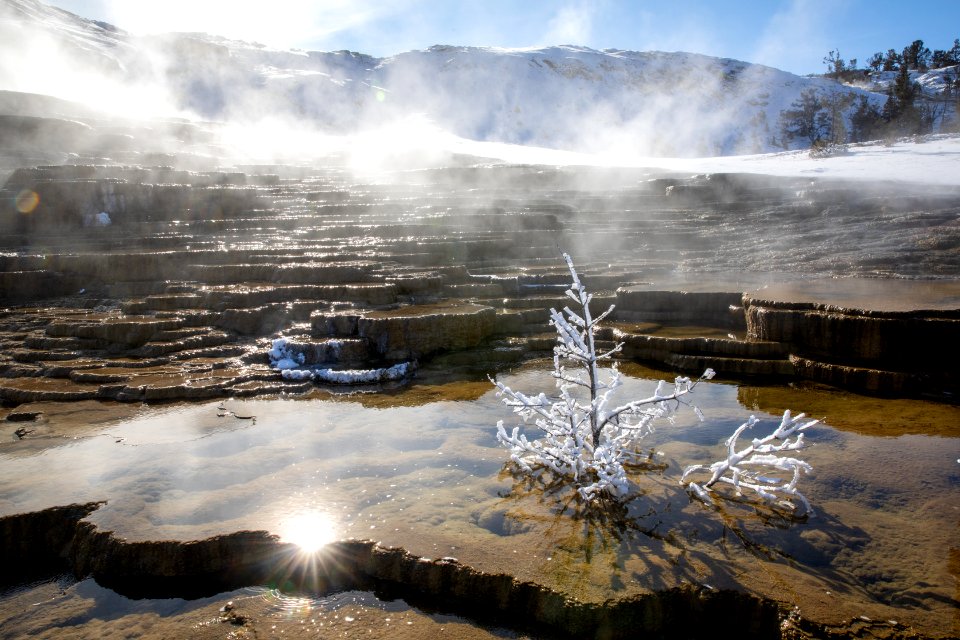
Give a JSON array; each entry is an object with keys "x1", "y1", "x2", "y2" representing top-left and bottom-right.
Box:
[
  {"x1": 680, "y1": 410, "x2": 819, "y2": 516},
  {"x1": 491, "y1": 254, "x2": 817, "y2": 513},
  {"x1": 491, "y1": 253, "x2": 714, "y2": 501}
]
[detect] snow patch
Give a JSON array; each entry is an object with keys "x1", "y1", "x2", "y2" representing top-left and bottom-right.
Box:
[{"x1": 268, "y1": 337, "x2": 414, "y2": 385}]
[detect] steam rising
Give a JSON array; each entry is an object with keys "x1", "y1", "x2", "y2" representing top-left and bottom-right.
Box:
[{"x1": 0, "y1": 0, "x2": 888, "y2": 171}]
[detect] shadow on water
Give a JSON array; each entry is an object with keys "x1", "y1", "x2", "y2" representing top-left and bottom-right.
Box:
[
  {"x1": 1, "y1": 363, "x2": 957, "y2": 636},
  {"x1": 491, "y1": 451, "x2": 893, "y2": 608}
]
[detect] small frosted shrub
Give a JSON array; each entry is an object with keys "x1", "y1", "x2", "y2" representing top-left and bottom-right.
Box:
[{"x1": 492, "y1": 254, "x2": 815, "y2": 514}]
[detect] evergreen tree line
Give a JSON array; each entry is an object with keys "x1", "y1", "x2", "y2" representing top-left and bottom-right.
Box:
[
  {"x1": 779, "y1": 37, "x2": 960, "y2": 148},
  {"x1": 823, "y1": 38, "x2": 960, "y2": 79}
]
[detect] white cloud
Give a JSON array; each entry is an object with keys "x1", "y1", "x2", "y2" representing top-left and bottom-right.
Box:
[
  {"x1": 102, "y1": 0, "x2": 388, "y2": 49},
  {"x1": 751, "y1": 0, "x2": 836, "y2": 73},
  {"x1": 543, "y1": 1, "x2": 597, "y2": 46}
]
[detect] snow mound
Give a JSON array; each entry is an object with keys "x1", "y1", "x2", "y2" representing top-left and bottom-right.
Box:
[{"x1": 268, "y1": 338, "x2": 415, "y2": 385}]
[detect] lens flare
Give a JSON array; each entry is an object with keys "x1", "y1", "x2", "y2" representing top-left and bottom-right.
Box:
[
  {"x1": 280, "y1": 511, "x2": 338, "y2": 553},
  {"x1": 15, "y1": 190, "x2": 39, "y2": 214}
]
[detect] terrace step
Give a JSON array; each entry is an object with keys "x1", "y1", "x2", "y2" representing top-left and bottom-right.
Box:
[
  {"x1": 311, "y1": 302, "x2": 497, "y2": 360},
  {"x1": 128, "y1": 329, "x2": 234, "y2": 358}
]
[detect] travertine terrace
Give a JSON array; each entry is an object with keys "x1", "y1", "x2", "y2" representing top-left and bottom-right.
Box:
[
  {"x1": 2, "y1": 160, "x2": 959, "y2": 640},
  {"x1": 2, "y1": 163, "x2": 958, "y2": 403}
]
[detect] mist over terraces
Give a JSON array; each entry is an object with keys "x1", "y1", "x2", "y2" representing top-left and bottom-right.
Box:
[
  {"x1": 2, "y1": 162, "x2": 959, "y2": 404},
  {"x1": 0, "y1": 0, "x2": 957, "y2": 441}
]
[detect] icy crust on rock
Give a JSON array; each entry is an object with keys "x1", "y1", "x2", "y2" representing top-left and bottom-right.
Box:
[
  {"x1": 268, "y1": 338, "x2": 308, "y2": 371},
  {"x1": 268, "y1": 337, "x2": 414, "y2": 385}
]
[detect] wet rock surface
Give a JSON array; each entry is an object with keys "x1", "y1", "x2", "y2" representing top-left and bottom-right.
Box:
[
  {"x1": 0, "y1": 503, "x2": 868, "y2": 639},
  {"x1": 744, "y1": 296, "x2": 960, "y2": 395},
  {"x1": 1, "y1": 496, "x2": 954, "y2": 639},
  {"x1": 1, "y1": 164, "x2": 958, "y2": 399},
  {"x1": 0, "y1": 579, "x2": 523, "y2": 640},
  {"x1": 313, "y1": 302, "x2": 497, "y2": 360},
  {"x1": 1, "y1": 163, "x2": 959, "y2": 638},
  {"x1": 0, "y1": 378, "x2": 956, "y2": 640}
]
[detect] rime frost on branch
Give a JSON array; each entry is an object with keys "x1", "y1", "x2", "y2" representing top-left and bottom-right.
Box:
[
  {"x1": 491, "y1": 253, "x2": 714, "y2": 501},
  {"x1": 492, "y1": 254, "x2": 817, "y2": 513},
  {"x1": 680, "y1": 410, "x2": 819, "y2": 516}
]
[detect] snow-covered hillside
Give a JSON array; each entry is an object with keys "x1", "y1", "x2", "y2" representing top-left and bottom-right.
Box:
[
  {"x1": 0, "y1": 0, "x2": 902, "y2": 157},
  {"x1": 851, "y1": 65, "x2": 959, "y2": 98}
]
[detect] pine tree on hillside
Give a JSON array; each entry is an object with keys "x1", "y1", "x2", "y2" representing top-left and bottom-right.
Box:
[
  {"x1": 823, "y1": 50, "x2": 846, "y2": 78},
  {"x1": 885, "y1": 64, "x2": 925, "y2": 135},
  {"x1": 823, "y1": 50, "x2": 860, "y2": 81},
  {"x1": 931, "y1": 39, "x2": 960, "y2": 68},
  {"x1": 882, "y1": 48, "x2": 902, "y2": 71},
  {"x1": 816, "y1": 93, "x2": 853, "y2": 144},
  {"x1": 902, "y1": 39, "x2": 932, "y2": 71},
  {"x1": 850, "y1": 95, "x2": 883, "y2": 142},
  {"x1": 779, "y1": 89, "x2": 826, "y2": 146},
  {"x1": 951, "y1": 70, "x2": 960, "y2": 132},
  {"x1": 893, "y1": 63, "x2": 918, "y2": 103}
]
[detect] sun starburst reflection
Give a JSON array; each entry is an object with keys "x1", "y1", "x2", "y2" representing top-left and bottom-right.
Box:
[{"x1": 280, "y1": 511, "x2": 338, "y2": 553}]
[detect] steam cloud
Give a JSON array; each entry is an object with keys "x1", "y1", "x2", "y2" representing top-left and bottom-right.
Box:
[{"x1": 0, "y1": 0, "x2": 882, "y2": 171}]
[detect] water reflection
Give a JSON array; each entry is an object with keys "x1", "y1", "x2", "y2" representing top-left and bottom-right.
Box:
[
  {"x1": 279, "y1": 510, "x2": 339, "y2": 553},
  {"x1": 494, "y1": 447, "x2": 827, "y2": 592},
  {"x1": 737, "y1": 382, "x2": 960, "y2": 437},
  {"x1": 0, "y1": 579, "x2": 516, "y2": 639},
  {"x1": 493, "y1": 454, "x2": 691, "y2": 586},
  {"x1": 0, "y1": 363, "x2": 957, "y2": 634}
]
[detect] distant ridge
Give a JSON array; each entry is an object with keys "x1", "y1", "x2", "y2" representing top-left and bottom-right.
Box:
[{"x1": 0, "y1": 0, "x2": 896, "y2": 156}]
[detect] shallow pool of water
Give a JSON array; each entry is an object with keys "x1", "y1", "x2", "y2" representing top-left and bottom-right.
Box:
[
  {"x1": 0, "y1": 579, "x2": 522, "y2": 639},
  {"x1": 1, "y1": 361, "x2": 958, "y2": 634}
]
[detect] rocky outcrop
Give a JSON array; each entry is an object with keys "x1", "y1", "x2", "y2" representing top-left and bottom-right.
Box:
[
  {"x1": 0, "y1": 502, "x2": 106, "y2": 586},
  {"x1": 191, "y1": 262, "x2": 374, "y2": 285},
  {"x1": 312, "y1": 303, "x2": 497, "y2": 360},
  {"x1": 201, "y1": 284, "x2": 398, "y2": 309},
  {"x1": 270, "y1": 337, "x2": 370, "y2": 366},
  {"x1": 615, "y1": 331, "x2": 794, "y2": 377},
  {"x1": 1, "y1": 167, "x2": 267, "y2": 235},
  {"x1": 0, "y1": 270, "x2": 80, "y2": 300},
  {"x1": 215, "y1": 304, "x2": 294, "y2": 335},
  {"x1": 744, "y1": 296, "x2": 960, "y2": 394},
  {"x1": 3, "y1": 502, "x2": 948, "y2": 639},
  {"x1": 46, "y1": 316, "x2": 185, "y2": 346},
  {"x1": 616, "y1": 289, "x2": 746, "y2": 329},
  {"x1": 788, "y1": 355, "x2": 912, "y2": 395}
]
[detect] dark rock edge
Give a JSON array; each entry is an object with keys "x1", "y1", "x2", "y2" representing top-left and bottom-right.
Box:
[{"x1": 0, "y1": 502, "x2": 937, "y2": 640}]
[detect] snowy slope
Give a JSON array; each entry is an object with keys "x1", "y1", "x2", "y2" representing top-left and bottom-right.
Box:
[
  {"x1": 449, "y1": 133, "x2": 960, "y2": 186},
  {"x1": 372, "y1": 46, "x2": 885, "y2": 155},
  {"x1": 141, "y1": 40, "x2": 885, "y2": 156},
  {"x1": 851, "y1": 65, "x2": 960, "y2": 97},
  {"x1": 0, "y1": 0, "x2": 905, "y2": 157}
]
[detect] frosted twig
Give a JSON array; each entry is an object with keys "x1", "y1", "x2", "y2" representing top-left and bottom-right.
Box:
[{"x1": 680, "y1": 410, "x2": 819, "y2": 516}]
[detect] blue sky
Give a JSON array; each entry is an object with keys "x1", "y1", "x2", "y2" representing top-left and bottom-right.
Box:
[{"x1": 46, "y1": 0, "x2": 960, "y2": 76}]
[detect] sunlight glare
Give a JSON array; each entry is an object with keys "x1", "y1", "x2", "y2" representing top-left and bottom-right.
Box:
[{"x1": 280, "y1": 511, "x2": 338, "y2": 553}]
